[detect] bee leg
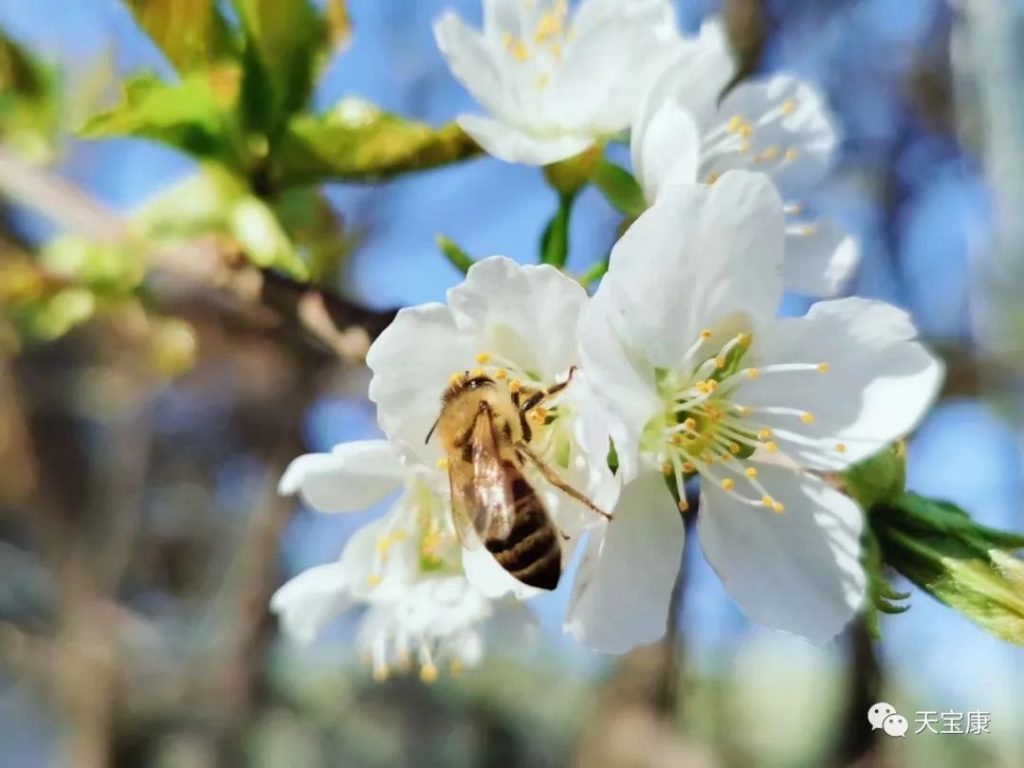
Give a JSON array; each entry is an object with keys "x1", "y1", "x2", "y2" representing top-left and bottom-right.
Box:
[
  {"x1": 516, "y1": 441, "x2": 612, "y2": 520},
  {"x1": 519, "y1": 365, "x2": 578, "y2": 414}
]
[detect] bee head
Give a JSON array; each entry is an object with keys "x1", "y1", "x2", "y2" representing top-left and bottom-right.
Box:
[{"x1": 441, "y1": 371, "x2": 496, "y2": 403}]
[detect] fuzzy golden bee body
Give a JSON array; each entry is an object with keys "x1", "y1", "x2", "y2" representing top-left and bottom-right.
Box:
[{"x1": 427, "y1": 370, "x2": 606, "y2": 591}]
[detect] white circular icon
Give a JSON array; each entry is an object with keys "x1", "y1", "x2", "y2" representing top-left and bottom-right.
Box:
[
  {"x1": 867, "y1": 702, "x2": 897, "y2": 730},
  {"x1": 882, "y1": 714, "x2": 909, "y2": 738}
]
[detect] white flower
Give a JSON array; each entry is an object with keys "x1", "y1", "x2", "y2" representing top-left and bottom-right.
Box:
[
  {"x1": 434, "y1": 0, "x2": 679, "y2": 165},
  {"x1": 271, "y1": 439, "x2": 493, "y2": 679},
  {"x1": 572, "y1": 171, "x2": 943, "y2": 651},
  {"x1": 355, "y1": 576, "x2": 492, "y2": 682},
  {"x1": 366, "y1": 256, "x2": 617, "y2": 587},
  {"x1": 632, "y1": 18, "x2": 858, "y2": 296}
]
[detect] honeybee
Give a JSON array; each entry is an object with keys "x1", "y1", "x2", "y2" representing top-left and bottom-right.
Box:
[{"x1": 426, "y1": 367, "x2": 609, "y2": 591}]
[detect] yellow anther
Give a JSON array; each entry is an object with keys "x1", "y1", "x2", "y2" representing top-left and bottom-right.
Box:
[
  {"x1": 739, "y1": 141, "x2": 752, "y2": 153},
  {"x1": 677, "y1": 498, "x2": 689, "y2": 512},
  {"x1": 662, "y1": 462, "x2": 673, "y2": 476},
  {"x1": 836, "y1": 443, "x2": 847, "y2": 453},
  {"x1": 715, "y1": 355, "x2": 727, "y2": 369},
  {"x1": 475, "y1": 352, "x2": 491, "y2": 364},
  {"x1": 534, "y1": 72, "x2": 551, "y2": 89},
  {"x1": 530, "y1": 406, "x2": 548, "y2": 423},
  {"x1": 470, "y1": 367, "x2": 484, "y2": 378},
  {"x1": 373, "y1": 663, "x2": 389, "y2": 682},
  {"x1": 736, "y1": 332, "x2": 751, "y2": 347},
  {"x1": 705, "y1": 379, "x2": 719, "y2": 392},
  {"x1": 817, "y1": 362, "x2": 830, "y2": 373},
  {"x1": 707, "y1": 171, "x2": 721, "y2": 185},
  {"x1": 534, "y1": 8, "x2": 564, "y2": 41},
  {"x1": 765, "y1": 441, "x2": 779, "y2": 454},
  {"x1": 720, "y1": 452, "x2": 733, "y2": 462},
  {"x1": 700, "y1": 329, "x2": 712, "y2": 340},
  {"x1": 696, "y1": 381, "x2": 710, "y2": 394},
  {"x1": 746, "y1": 368, "x2": 761, "y2": 380},
  {"x1": 367, "y1": 573, "x2": 382, "y2": 587},
  {"x1": 727, "y1": 115, "x2": 744, "y2": 133},
  {"x1": 436, "y1": 457, "x2": 449, "y2": 470},
  {"x1": 736, "y1": 405, "x2": 752, "y2": 417},
  {"x1": 508, "y1": 379, "x2": 522, "y2": 393},
  {"x1": 798, "y1": 224, "x2": 818, "y2": 237},
  {"x1": 738, "y1": 123, "x2": 753, "y2": 139},
  {"x1": 758, "y1": 428, "x2": 773, "y2": 440},
  {"x1": 494, "y1": 368, "x2": 508, "y2": 380},
  {"x1": 781, "y1": 98, "x2": 797, "y2": 115},
  {"x1": 784, "y1": 147, "x2": 800, "y2": 162},
  {"x1": 772, "y1": 501, "x2": 785, "y2": 514},
  {"x1": 683, "y1": 417, "x2": 697, "y2": 431},
  {"x1": 682, "y1": 461, "x2": 696, "y2": 474},
  {"x1": 801, "y1": 412, "x2": 815, "y2": 424},
  {"x1": 722, "y1": 478, "x2": 735, "y2": 491},
  {"x1": 509, "y1": 38, "x2": 530, "y2": 61},
  {"x1": 449, "y1": 371, "x2": 464, "y2": 385},
  {"x1": 729, "y1": 442, "x2": 741, "y2": 454},
  {"x1": 449, "y1": 658, "x2": 464, "y2": 676},
  {"x1": 709, "y1": 407, "x2": 722, "y2": 421},
  {"x1": 420, "y1": 663, "x2": 439, "y2": 684},
  {"x1": 761, "y1": 495, "x2": 774, "y2": 508},
  {"x1": 756, "y1": 146, "x2": 780, "y2": 162},
  {"x1": 671, "y1": 433, "x2": 686, "y2": 447}
]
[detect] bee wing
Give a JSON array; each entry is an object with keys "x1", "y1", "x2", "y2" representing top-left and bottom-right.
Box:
[{"x1": 447, "y1": 405, "x2": 516, "y2": 549}]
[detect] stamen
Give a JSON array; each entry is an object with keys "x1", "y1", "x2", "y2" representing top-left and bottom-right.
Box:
[
  {"x1": 745, "y1": 467, "x2": 758, "y2": 478},
  {"x1": 722, "y1": 478, "x2": 734, "y2": 490},
  {"x1": 495, "y1": 368, "x2": 508, "y2": 380},
  {"x1": 801, "y1": 412, "x2": 815, "y2": 424},
  {"x1": 677, "y1": 498, "x2": 689, "y2": 512},
  {"x1": 784, "y1": 148, "x2": 800, "y2": 162},
  {"x1": 746, "y1": 368, "x2": 760, "y2": 380},
  {"x1": 449, "y1": 372, "x2": 463, "y2": 385},
  {"x1": 508, "y1": 379, "x2": 523, "y2": 393},
  {"x1": 475, "y1": 352, "x2": 491, "y2": 364},
  {"x1": 817, "y1": 362, "x2": 829, "y2": 373},
  {"x1": 781, "y1": 98, "x2": 797, "y2": 115},
  {"x1": 836, "y1": 443, "x2": 847, "y2": 453},
  {"x1": 436, "y1": 458, "x2": 448, "y2": 470}
]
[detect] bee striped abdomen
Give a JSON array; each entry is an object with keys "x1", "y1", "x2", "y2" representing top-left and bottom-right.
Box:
[{"x1": 485, "y1": 471, "x2": 562, "y2": 590}]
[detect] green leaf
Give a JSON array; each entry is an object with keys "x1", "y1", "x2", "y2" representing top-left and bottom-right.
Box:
[
  {"x1": 540, "y1": 191, "x2": 576, "y2": 267},
  {"x1": 80, "y1": 71, "x2": 240, "y2": 166},
  {"x1": 0, "y1": 28, "x2": 60, "y2": 160},
  {"x1": 122, "y1": 0, "x2": 235, "y2": 72},
  {"x1": 229, "y1": 196, "x2": 309, "y2": 279},
  {"x1": 271, "y1": 101, "x2": 481, "y2": 186},
  {"x1": 591, "y1": 161, "x2": 646, "y2": 217},
  {"x1": 843, "y1": 442, "x2": 907, "y2": 511},
  {"x1": 577, "y1": 259, "x2": 608, "y2": 288},
  {"x1": 436, "y1": 234, "x2": 475, "y2": 275},
  {"x1": 871, "y1": 493, "x2": 1024, "y2": 645},
  {"x1": 232, "y1": 0, "x2": 328, "y2": 137}
]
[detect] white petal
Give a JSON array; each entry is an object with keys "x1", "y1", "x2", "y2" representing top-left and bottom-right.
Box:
[
  {"x1": 278, "y1": 440, "x2": 403, "y2": 512},
  {"x1": 739, "y1": 297, "x2": 944, "y2": 469},
  {"x1": 782, "y1": 216, "x2": 860, "y2": 297},
  {"x1": 631, "y1": 101, "x2": 700, "y2": 202},
  {"x1": 457, "y1": 114, "x2": 593, "y2": 166},
  {"x1": 578, "y1": 285, "x2": 661, "y2": 482},
  {"x1": 641, "y1": 17, "x2": 734, "y2": 132},
  {"x1": 434, "y1": 12, "x2": 508, "y2": 119},
  {"x1": 462, "y1": 546, "x2": 541, "y2": 601},
  {"x1": 271, "y1": 562, "x2": 354, "y2": 645},
  {"x1": 698, "y1": 465, "x2": 866, "y2": 644},
  {"x1": 367, "y1": 304, "x2": 476, "y2": 463},
  {"x1": 554, "y1": 0, "x2": 678, "y2": 133},
  {"x1": 603, "y1": 171, "x2": 784, "y2": 366},
  {"x1": 449, "y1": 256, "x2": 587, "y2": 378},
  {"x1": 565, "y1": 471, "x2": 684, "y2": 653}
]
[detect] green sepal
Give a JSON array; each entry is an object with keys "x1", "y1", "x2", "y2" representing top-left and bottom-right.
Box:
[{"x1": 591, "y1": 160, "x2": 646, "y2": 217}]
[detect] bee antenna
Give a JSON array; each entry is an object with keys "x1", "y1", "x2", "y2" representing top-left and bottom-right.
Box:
[{"x1": 425, "y1": 417, "x2": 439, "y2": 444}]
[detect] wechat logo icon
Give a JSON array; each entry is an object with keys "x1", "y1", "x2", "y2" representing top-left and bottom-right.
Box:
[{"x1": 868, "y1": 702, "x2": 908, "y2": 737}]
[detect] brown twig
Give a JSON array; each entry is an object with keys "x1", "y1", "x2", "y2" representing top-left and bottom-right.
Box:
[{"x1": 0, "y1": 145, "x2": 397, "y2": 362}]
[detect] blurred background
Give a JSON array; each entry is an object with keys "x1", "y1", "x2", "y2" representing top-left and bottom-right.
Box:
[{"x1": 1, "y1": 0, "x2": 1023, "y2": 766}]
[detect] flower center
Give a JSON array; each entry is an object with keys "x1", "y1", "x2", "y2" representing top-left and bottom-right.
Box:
[
  {"x1": 500, "y1": 0, "x2": 572, "y2": 87},
  {"x1": 643, "y1": 328, "x2": 830, "y2": 514},
  {"x1": 702, "y1": 98, "x2": 801, "y2": 185},
  {"x1": 367, "y1": 481, "x2": 457, "y2": 587}
]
